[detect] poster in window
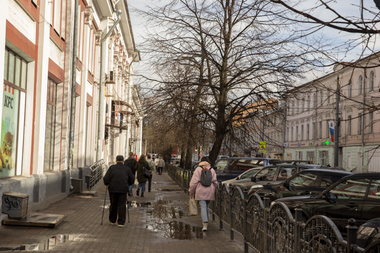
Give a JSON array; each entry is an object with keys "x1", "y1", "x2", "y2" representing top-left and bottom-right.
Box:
[{"x1": 0, "y1": 85, "x2": 18, "y2": 177}]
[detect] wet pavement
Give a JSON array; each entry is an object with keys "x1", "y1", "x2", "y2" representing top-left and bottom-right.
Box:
[{"x1": 0, "y1": 172, "x2": 245, "y2": 252}]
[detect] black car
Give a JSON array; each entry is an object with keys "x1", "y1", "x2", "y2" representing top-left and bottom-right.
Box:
[
  {"x1": 272, "y1": 173, "x2": 380, "y2": 232},
  {"x1": 213, "y1": 157, "x2": 279, "y2": 181},
  {"x1": 247, "y1": 169, "x2": 353, "y2": 201},
  {"x1": 229, "y1": 163, "x2": 323, "y2": 195}
]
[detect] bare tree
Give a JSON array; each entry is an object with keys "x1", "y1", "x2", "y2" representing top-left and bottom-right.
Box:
[{"x1": 137, "y1": 0, "x2": 334, "y2": 165}]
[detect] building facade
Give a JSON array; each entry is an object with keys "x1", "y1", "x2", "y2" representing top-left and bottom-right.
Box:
[
  {"x1": 285, "y1": 55, "x2": 380, "y2": 172},
  {"x1": 0, "y1": 0, "x2": 142, "y2": 220},
  {"x1": 230, "y1": 53, "x2": 380, "y2": 173}
]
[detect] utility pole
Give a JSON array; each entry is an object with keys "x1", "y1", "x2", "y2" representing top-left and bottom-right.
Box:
[{"x1": 334, "y1": 76, "x2": 340, "y2": 167}]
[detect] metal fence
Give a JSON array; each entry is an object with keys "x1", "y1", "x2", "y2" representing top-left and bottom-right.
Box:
[
  {"x1": 167, "y1": 164, "x2": 380, "y2": 253},
  {"x1": 86, "y1": 160, "x2": 107, "y2": 190}
]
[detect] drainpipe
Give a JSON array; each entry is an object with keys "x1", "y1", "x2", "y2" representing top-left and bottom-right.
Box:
[
  {"x1": 68, "y1": 0, "x2": 79, "y2": 170},
  {"x1": 96, "y1": 10, "x2": 122, "y2": 161}
]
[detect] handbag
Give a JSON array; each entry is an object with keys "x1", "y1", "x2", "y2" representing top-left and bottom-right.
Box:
[
  {"x1": 189, "y1": 196, "x2": 198, "y2": 216},
  {"x1": 143, "y1": 166, "x2": 152, "y2": 178}
]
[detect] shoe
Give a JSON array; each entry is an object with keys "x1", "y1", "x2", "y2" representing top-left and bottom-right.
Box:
[
  {"x1": 141, "y1": 193, "x2": 144, "y2": 197},
  {"x1": 148, "y1": 190, "x2": 151, "y2": 192},
  {"x1": 136, "y1": 189, "x2": 140, "y2": 196},
  {"x1": 118, "y1": 224, "x2": 126, "y2": 228},
  {"x1": 202, "y1": 222, "x2": 208, "y2": 231},
  {"x1": 109, "y1": 221, "x2": 116, "y2": 225}
]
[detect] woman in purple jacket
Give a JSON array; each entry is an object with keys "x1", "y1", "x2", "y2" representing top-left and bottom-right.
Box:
[{"x1": 189, "y1": 157, "x2": 218, "y2": 231}]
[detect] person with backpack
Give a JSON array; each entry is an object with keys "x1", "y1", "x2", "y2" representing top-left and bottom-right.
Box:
[
  {"x1": 103, "y1": 155, "x2": 134, "y2": 228},
  {"x1": 189, "y1": 157, "x2": 217, "y2": 231},
  {"x1": 124, "y1": 152, "x2": 137, "y2": 196},
  {"x1": 146, "y1": 154, "x2": 155, "y2": 192},
  {"x1": 136, "y1": 154, "x2": 150, "y2": 197}
]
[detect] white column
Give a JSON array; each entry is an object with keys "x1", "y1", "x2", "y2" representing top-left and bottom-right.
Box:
[{"x1": 33, "y1": 0, "x2": 51, "y2": 174}]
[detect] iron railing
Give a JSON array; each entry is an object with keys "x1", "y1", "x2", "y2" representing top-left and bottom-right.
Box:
[
  {"x1": 86, "y1": 160, "x2": 107, "y2": 190},
  {"x1": 167, "y1": 164, "x2": 380, "y2": 253}
]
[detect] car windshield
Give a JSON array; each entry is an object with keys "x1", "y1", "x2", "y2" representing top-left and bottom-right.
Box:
[
  {"x1": 215, "y1": 160, "x2": 228, "y2": 171},
  {"x1": 255, "y1": 168, "x2": 277, "y2": 181},
  {"x1": 240, "y1": 168, "x2": 261, "y2": 179},
  {"x1": 330, "y1": 178, "x2": 370, "y2": 199},
  {"x1": 289, "y1": 172, "x2": 318, "y2": 186},
  {"x1": 229, "y1": 159, "x2": 264, "y2": 170}
]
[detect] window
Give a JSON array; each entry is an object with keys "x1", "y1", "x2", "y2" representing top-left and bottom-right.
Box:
[
  {"x1": 44, "y1": 79, "x2": 58, "y2": 171},
  {"x1": 306, "y1": 124, "x2": 309, "y2": 140},
  {"x1": 358, "y1": 75, "x2": 363, "y2": 95},
  {"x1": 368, "y1": 112, "x2": 374, "y2": 134},
  {"x1": 301, "y1": 125, "x2": 304, "y2": 141},
  {"x1": 307, "y1": 95, "x2": 310, "y2": 110},
  {"x1": 314, "y1": 93, "x2": 317, "y2": 108},
  {"x1": 319, "y1": 151, "x2": 329, "y2": 165},
  {"x1": 1, "y1": 48, "x2": 27, "y2": 178},
  {"x1": 369, "y1": 71, "x2": 375, "y2": 92},
  {"x1": 348, "y1": 115, "x2": 352, "y2": 136},
  {"x1": 348, "y1": 80, "x2": 352, "y2": 98},
  {"x1": 327, "y1": 90, "x2": 330, "y2": 104},
  {"x1": 296, "y1": 126, "x2": 299, "y2": 141},
  {"x1": 289, "y1": 172, "x2": 318, "y2": 187},
  {"x1": 358, "y1": 114, "x2": 363, "y2": 135},
  {"x1": 330, "y1": 178, "x2": 369, "y2": 200},
  {"x1": 319, "y1": 121, "x2": 322, "y2": 139},
  {"x1": 49, "y1": 0, "x2": 67, "y2": 39},
  {"x1": 302, "y1": 98, "x2": 305, "y2": 111},
  {"x1": 320, "y1": 90, "x2": 323, "y2": 105}
]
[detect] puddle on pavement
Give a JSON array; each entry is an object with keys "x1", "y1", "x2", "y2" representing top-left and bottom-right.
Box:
[
  {"x1": 145, "y1": 199, "x2": 203, "y2": 239},
  {"x1": 128, "y1": 201, "x2": 151, "y2": 208},
  {"x1": 0, "y1": 234, "x2": 78, "y2": 251},
  {"x1": 147, "y1": 220, "x2": 203, "y2": 239},
  {"x1": 156, "y1": 188, "x2": 184, "y2": 192}
]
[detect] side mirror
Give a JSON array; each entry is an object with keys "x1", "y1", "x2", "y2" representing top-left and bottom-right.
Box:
[
  {"x1": 288, "y1": 183, "x2": 295, "y2": 191},
  {"x1": 251, "y1": 177, "x2": 257, "y2": 182},
  {"x1": 325, "y1": 192, "x2": 337, "y2": 204}
]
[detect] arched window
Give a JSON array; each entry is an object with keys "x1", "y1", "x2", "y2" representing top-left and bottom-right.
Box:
[
  {"x1": 358, "y1": 75, "x2": 363, "y2": 95},
  {"x1": 369, "y1": 71, "x2": 375, "y2": 92},
  {"x1": 348, "y1": 79, "x2": 352, "y2": 98}
]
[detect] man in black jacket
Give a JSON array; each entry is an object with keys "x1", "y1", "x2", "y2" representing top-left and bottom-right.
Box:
[
  {"x1": 103, "y1": 155, "x2": 134, "y2": 227},
  {"x1": 124, "y1": 152, "x2": 137, "y2": 196}
]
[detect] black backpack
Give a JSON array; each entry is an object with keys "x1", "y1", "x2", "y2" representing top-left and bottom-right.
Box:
[{"x1": 200, "y1": 166, "x2": 212, "y2": 187}]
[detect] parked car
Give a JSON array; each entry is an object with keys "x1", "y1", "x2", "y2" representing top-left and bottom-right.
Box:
[
  {"x1": 229, "y1": 162, "x2": 321, "y2": 196},
  {"x1": 272, "y1": 173, "x2": 380, "y2": 232},
  {"x1": 247, "y1": 168, "x2": 353, "y2": 201},
  {"x1": 221, "y1": 167, "x2": 264, "y2": 186},
  {"x1": 213, "y1": 157, "x2": 279, "y2": 182},
  {"x1": 357, "y1": 217, "x2": 380, "y2": 249}
]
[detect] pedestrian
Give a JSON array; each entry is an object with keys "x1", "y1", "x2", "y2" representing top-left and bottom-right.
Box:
[
  {"x1": 154, "y1": 155, "x2": 160, "y2": 173},
  {"x1": 124, "y1": 151, "x2": 137, "y2": 196},
  {"x1": 146, "y1": 154, "x2": 155, "y2": 192},
  {"x1": 156, "y1": 156, "x2": 165, "y2": 175},
  {"x1": 103, "y1": 155, "x2": 134, "y2": 228},
  {"x1": 189, "y1": 157, "x2": 217, "y2": 231},
  {"x1": 136, "y1": 154, "x2": 150, "y2": 197}
]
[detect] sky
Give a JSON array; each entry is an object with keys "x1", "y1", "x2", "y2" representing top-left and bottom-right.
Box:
[{"x1": 126, "y1": 0, "x2": 380, "y2": 86}]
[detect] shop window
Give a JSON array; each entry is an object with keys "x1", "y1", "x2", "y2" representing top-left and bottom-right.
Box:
[
  {"x1": 1, "y1": 48, "x2": 27, "y2": 178},
  {"x1": 44, "y1": 79, "x2": 57, "y2": 171}
]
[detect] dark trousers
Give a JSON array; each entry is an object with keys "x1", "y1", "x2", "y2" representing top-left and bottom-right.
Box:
[
  {"x1": 109, "y1": 192, "x2": 127, "y2": 225},
  {"x1": 148, "y1": 175, "x2": 152, "y2": 191},
  {"x1": 157, "y1": 167, "x2": 163, "y2": 175}
]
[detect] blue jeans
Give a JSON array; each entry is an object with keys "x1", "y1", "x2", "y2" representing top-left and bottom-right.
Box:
[
  {"x1": 129, "y1": 175, "x2": 135, "y2": 193},
  {"x1": 138, "y1": 182, "x2": 146, "y2": 193},
  {"x1": 199, "y1": 200, "x2": 210, "y2": 223}
]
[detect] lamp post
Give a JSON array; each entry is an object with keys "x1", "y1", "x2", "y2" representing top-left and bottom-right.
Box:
[{"x1": 334, "y1": 76, "x2": 340, "y2": 167}]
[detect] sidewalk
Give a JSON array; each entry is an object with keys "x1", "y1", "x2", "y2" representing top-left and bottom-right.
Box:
[{"x1": 0, "y1": 171, "x2": 245, "y2": 252}]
